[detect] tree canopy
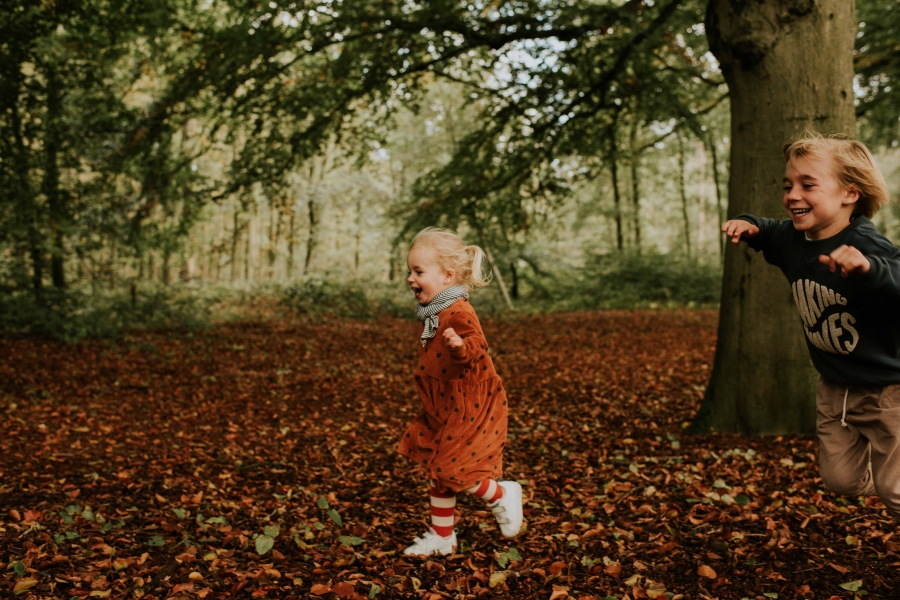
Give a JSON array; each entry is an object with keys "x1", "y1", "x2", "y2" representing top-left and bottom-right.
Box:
[{"x1": 1, "y1": 0, "x2": 898, "y2": 303}]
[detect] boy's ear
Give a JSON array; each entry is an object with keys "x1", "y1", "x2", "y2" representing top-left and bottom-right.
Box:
[{"x1": 844, "y1": 185, "x2": 860, "y2": 205}]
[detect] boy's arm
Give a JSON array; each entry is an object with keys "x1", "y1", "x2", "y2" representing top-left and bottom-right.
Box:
[
  {"x1": 722, "y1": 214, "x2": 788, "y2": 267},
  {"x1": 852, "y1": 244, "x2": 900, "y2": 296},
  {"x1": 729, "y1": 214, "x2": 781, "y2": 252}
]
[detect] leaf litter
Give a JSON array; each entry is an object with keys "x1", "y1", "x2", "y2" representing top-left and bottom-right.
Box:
[{"x1": 1, "y1": 310, "x2": 898, "y2": 599}]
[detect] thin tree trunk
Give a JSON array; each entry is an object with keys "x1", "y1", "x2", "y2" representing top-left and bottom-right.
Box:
[
  {"x1": 267, "y1": 202, "x2": 276, "y2": 278},
  {"x1": 388, "y1": 241, "x2": 399, "y2": 282},
  {"x1": 231, "y1": 210, "x2": 241, "y2": 282},
  {"x1": 354, "y1": 196, "x2": 362, "y2": 275},
  {"x1": 483, "y1": 246, "x2": 513, "y2": 309},
  {"x1": 10, "y1": 96, "x2": 44, "y2": 303},
  {"x1": 302, "y1": 137, "x2": 338, "y2": 276},
  {"x1": 287, "y1": 209, "x2": 296, "y2": 279},
  {"x1": 162, "y1": 249, "x2": 170, "y2": 285},
  {"x1": 630, "y1": 119, "x2": 642, "y2": 253},
  {"x1": 509, "y1": 262, "x2": 519, "y2": 300},
  {"x1": 43, "y1": 63, "x2": 66, "y2": 289},
  {"x1": 608, "y1": 119, "x2": 624, "y2": 251},
  {"x1": 109, "y1": 243, "x2": 117, "y2": 288},
  {"x1": 677, "y1": 133, "x2": 692, "y2": 257},
  {"x1": 244, "y1": 217, "x2": 251, "y2": 281},
  {"x1": 304, "y1": 196, "x2": 317, "y2": 276},
  {"x1": 692, "y1": 0, "x2": 856, "y2": 435}
]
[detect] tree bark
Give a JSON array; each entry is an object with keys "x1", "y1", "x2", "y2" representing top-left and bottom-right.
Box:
[{"x1": 691, "y1": 0, "x2": 857, "y2": 435}]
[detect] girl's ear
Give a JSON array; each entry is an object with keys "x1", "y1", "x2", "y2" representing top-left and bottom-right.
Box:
[
  {"x1": 444, "y1": 269, "x2": 456, "y2": 284},
  {"x1": 844, "y1": 185, "x2": 860, "y2": 205}
]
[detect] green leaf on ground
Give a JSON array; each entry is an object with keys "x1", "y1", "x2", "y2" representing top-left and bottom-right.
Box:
[{"x1": 255, "y1": 535, "x2": 274, "y2": 555}]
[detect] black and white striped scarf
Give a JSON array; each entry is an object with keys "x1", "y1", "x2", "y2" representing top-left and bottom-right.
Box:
[{"x1": 415, "y1": 285, "x2": 469, "y2": 346}]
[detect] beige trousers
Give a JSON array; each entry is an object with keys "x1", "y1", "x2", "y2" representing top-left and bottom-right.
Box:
[{"x1": 817, "y1": 377, "x2": 900, "y2": 520}]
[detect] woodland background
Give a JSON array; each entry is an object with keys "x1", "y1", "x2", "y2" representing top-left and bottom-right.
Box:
[
  {"x1": 6, "y1": 2, "x2": 900, "y2": 599},
  {"x1": 3, "y1": 0, "x2": 898, "y2": 338}
]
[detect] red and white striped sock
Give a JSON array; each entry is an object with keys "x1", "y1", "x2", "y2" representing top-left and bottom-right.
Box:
[
  {"x1": 467, "y1": 478, "x2": 504, "y2": 504},
  {"x1": 430, "y1": 486, "x2": 456, "y2": 538}
]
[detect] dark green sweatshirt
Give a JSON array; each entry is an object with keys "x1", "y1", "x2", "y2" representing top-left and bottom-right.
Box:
[{"x1": 738, "y1": 214, "x2": 900, "y2": 386}]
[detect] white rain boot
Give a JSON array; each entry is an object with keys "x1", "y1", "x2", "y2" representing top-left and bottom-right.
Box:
[
  {"x1": 489, "y1": 481, "x2": 524, "y2": 538},
  {"x1": 403, "y1": 528, "x2": 457, "y2": 556}
]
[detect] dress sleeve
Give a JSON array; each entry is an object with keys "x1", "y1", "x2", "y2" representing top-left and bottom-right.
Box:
[
  {"x1": 736, "y1": 214, "x2": 788, "y2": 268},
  {"x1": 445, "y1": 310, "x2": 488, "y2": 367}
]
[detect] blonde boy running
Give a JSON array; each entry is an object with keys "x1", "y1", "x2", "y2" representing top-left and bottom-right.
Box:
[{"x1": 723, "y1": 132, "x2": 900, "y2": 519}]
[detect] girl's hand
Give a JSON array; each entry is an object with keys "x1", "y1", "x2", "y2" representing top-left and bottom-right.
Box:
[
  {"x1": 819, "y1": 245, "x2": 870, "y2": 277},
  {"x1": 442, "y1": 328, "x2": 464, "y2": 349},
  {"x1": 722, "y1": 219, "x2": 759, "y2": 244}
]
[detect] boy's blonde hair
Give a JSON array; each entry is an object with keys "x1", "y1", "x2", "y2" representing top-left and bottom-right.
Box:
[
  {"x1": 410, "y1": 227, "x2": 492, "y2": 290},
  {"x1": 782, "y1": 131, "x2": 890, "y2": 218}
]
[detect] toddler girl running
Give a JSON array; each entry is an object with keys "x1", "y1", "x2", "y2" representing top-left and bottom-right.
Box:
[{"x1": 398, "y1": 227, "x2": 523, "y2": 556}]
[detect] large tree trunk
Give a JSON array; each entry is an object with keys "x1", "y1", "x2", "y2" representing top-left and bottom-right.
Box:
[{"x1": 691, "y1": 0, "x2": 857, "y2": 435}]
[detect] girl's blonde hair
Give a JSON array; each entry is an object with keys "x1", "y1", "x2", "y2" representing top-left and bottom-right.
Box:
[
  {"x1": 410, "y1": 227, "x2": 492, "y2": 290},
  {"x1": 782, "y1": 131, "x2": 890, "y2": 218}
]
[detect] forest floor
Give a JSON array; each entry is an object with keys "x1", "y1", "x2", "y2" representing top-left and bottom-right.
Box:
[{"x1": 1, "y1": 310, "x2": 898, "y2": 600}]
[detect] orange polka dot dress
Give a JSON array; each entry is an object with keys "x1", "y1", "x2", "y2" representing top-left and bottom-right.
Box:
[{"x1": 398, "y1": 298, "x2": 508, "y2": 493}]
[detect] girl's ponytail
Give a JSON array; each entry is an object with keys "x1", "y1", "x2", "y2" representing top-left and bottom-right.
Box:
[{"x1": 465, "y1": 245, "x2": 493, "y2": 289}]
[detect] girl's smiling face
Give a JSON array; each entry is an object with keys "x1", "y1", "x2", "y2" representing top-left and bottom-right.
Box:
[
  {"x1": 407, "y1": 245, "x2": 457, "y2": 305},
  {"x1": 783, "y1": 155, "x2": 859, "y2": 240}
]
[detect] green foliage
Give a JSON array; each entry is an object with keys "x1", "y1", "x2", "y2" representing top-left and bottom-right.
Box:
[
  {"x1": 580, "y1": 252, "x2": 721, "y2": 307},
  {"x1": 513, "y1": 252, "x2": 721, "y2": 312},
  {"x1": 282, "y1": 279, "x2": 372, "y2": 319},
  {"x1": 856, "y1": 0, "x2": 900, "y2": 147},
  {"x1": 496, "y1": 547, "x2": 522, "y2": 568},
  {"x1": 281, "y1": 279, "x2": 410, "y2": 320},
  {"x1": 0, "y1": 285, "x2": 220, "y2": 341},
  {"x1": 280, "y1": 256, "x2": 720, "y2": 322}
]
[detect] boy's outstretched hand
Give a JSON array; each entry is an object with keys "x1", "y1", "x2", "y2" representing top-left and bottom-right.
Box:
[
  {"x1": 443, "y1": 327, "x2": 464, "y2": 350},
  {"x1": 819, "y1": 245, "x2": 870, "y2": 277},
  {"x1": 722, "y1": 219, "x2": 759, "y2": 244}
]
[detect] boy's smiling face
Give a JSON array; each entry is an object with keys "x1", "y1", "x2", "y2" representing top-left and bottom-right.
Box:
[
  {"x1": 407, "y1": 245, "x2": 456, "y2": 305},
  {"x1": 783, "y1": 155, "x2": 859, "y2": 240}
]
